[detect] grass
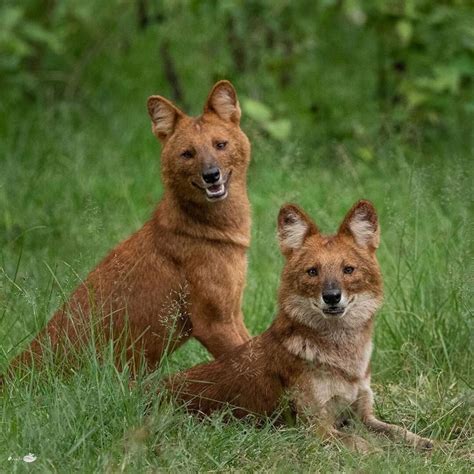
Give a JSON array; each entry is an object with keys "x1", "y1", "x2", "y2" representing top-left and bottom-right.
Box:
[{"x1": 0, "y1": 74, "x2": 473, "y2": 472}]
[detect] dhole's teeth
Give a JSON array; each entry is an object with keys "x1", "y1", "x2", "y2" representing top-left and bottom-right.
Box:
[{"x1": 206, "y1": 184, "x2": 226, "y2": 197}]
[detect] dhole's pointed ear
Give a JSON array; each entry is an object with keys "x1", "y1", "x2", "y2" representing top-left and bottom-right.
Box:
[
  {"x1": 278, "y1": 204, "x2": 318, "y2": 256},
  {"x1": 204, "y1": 80, "x2": 241, "y2": 124},
  {"x1": 147, "y1": 95, "x2": 185, "y2": 142},
  {"x1": 338, "y1": 200, "x2": 380, "y2": 250}
]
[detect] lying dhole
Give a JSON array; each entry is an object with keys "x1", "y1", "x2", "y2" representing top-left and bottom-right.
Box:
[{"x1": 168, "y1": 200, "x2": 434, "y2": 452}]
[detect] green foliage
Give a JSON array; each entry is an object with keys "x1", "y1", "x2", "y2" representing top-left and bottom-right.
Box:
[
  {"x1": 0, "y1": 0, "x2": 134, "y2": 101},
  {"x1": 360, "y1": 0, "x2": 474, "y2": 122},
  {"x1": 0, "y1": 0, "x2": 472, "y2": 133},
  {"x1": 242, "y1": 98, "x2": 291, "y2": 141},
  {"x1": 0, "y1": 4, "x2": 60, "y2": 98}
]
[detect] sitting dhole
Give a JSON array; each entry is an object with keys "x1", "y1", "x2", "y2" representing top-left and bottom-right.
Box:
[
  {"x1": 168, "y1": 200, "x2": 433, "y2": 452},
  {"x1": 12, "y1": 80, "x2": 251, "y2": 372}
]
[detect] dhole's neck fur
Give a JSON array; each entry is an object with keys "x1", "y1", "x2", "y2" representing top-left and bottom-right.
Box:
[
  {"x1": 274, "y1": 304, "x2": 375, "y2": 381},
  {"x1": 156, "y1": 175, "x2": 251, "y2": 248}
]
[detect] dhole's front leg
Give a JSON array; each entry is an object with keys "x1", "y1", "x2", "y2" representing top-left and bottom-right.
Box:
[
  {"x1": 189, "y1": 300, "x2": 249, "y2": 357},
  {"x1": 234, "y1": 311, "x2": 251, "y2": 342},
  {"x1": 313, "y1": 421, "x2": 375, "y2": 454},
  {"x1": 293, "y1": 383, "x2": 375, "y2": 454},
  {"x1": 355, "y1": 386, "x2": 434, "y2": 450},
  {"x1": 192, "y1": 319, "x2": 248, "y2": 357}
]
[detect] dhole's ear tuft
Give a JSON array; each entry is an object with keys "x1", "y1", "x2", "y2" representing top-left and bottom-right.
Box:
[
  {"x1": 339, "y1": 200, "x2": 380, "y2": 250},
  {"x1": 147, "y1": 96, "x2": 184, "y2": 141},
  {"x1": 204, "y1": 80, "x2": 241, "y2": 124},
  {"x1": 278, "y1": 204, "x2": 318, "y2": 256}
]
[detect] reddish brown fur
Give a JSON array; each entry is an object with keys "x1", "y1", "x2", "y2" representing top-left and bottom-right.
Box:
[
  {"x1": 168, "y1": 201, "x2": 434, "y2": 452},
  {"x1": 12, "y1": 81, "x2": 252, "y2": 371}
]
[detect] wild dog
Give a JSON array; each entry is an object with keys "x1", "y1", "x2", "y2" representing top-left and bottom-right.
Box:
[
  {"x1": 11, "y1": 80, "x2": 251, "y2": 372},
  {"x1": 168, "y1": 200, "x2": 434, "y2": 452}
]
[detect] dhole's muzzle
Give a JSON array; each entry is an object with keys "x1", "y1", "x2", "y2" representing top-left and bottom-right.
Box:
[{"x1": 192, "y1": 166, "x2": 232, "y2": 202}]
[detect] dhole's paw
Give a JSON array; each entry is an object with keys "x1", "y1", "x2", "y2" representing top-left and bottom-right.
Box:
[
  {"x1": 343, "y1": 435, "x2": 380, "y2": 455},
  {"x1": 414, "y1": 436, "x2": 434, "y2": 451}
]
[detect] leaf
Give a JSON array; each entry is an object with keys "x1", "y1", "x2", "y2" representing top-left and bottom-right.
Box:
[
  {"x1": 356, "y1": 146, "x2": 374, "y2": 162},
  {"x1": 0, "y1": 35, "x2": 32, "y2": 58},
  {"x1": 417, "y1": 66, "x2": 462, "y2": 94},
  {"x1": 343, "y1": 0, "x2": 367, "y2": 26},
  {"x1": 401, "y1": 82, "x2": 428, "y2": 108},
  {"x1": 242, "y1": 98, "x2": 273, "y2": 122},
  {"x1": 396, "y1": 20, "x2": 413, "y2": 46},
  {"x1": 21, "y1": 21, "x2": 63, "y2": 53},
  {"x1": 0, "y1": 6, "x2": 24, "y2": 31},
  {"x1": 263, "y1": 119, "x2": 291, "y2": 141}
]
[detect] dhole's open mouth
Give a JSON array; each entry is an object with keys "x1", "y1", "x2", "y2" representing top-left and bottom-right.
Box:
[
  {"x1": 323, "y1": 307, "x2": 345, "y2": 316},
  {"x1": 192, "y1": 171, "x2": 232, "y2": 202},
  {"x1": 309, "y1": 299, "x2": 346, "y2": 318},
  {"x1": 205, "y1": 183, "x2": 226, "y2": 200}
]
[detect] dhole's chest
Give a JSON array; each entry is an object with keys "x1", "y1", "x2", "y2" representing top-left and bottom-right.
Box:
[
  {"x1": 191, "y1": 237, "x2": 246, "y2": 273},
  {"x1": 309, "y1": 370, "x2": 359, "y2": 408},
  {"x1": 292, "y1": 365, "x2": 361, "y2": 418},
  {"x1": 183, "y1": 239, "x2": 248, "y2": 306}
]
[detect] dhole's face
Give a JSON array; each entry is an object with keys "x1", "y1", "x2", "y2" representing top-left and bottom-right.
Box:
[
  {"x1": 278, "y1": 201, "x2": 383, "y2": 329},
  {"x1": 161, "y1": 115, "x2": 250, "y2": 203},
  {"x1": 147, "y1": 81, "x2": 250, "y2": 204}
]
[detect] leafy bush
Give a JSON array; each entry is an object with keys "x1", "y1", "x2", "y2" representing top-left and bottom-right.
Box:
[
  {"x1": 359, "y1": 0, "x2": 474, "y2": 123},
  {"x1": 0, "y1": 0, "x2": 472, "y2": 134},
  {"x1": 0, "y1": 0, "x2": 133, "y2": 102}
]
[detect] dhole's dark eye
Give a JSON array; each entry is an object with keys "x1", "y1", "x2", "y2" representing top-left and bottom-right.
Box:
[
  {"x1": 343, "y1": 266, "x2": 355, "y2": 275},
  {"x1": 215, "y1": 141, "x2": 228, "y2": 150},
  {"x1": 180, "y1": 150, "x2": 194, "y2": 159},
  {"x1": 307, "y1": 267, "x2": 318, "y2": 277}
]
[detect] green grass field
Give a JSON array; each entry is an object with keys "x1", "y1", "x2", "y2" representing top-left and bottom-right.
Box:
[
  {"x1": 0, "y1": 20, "x2": 473, "y2": 468},
  {"x1": 0, "y1": 97, "x2": 472, "y2": 472}
]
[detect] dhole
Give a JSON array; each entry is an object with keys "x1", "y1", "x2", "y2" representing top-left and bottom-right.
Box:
[
  {"x1": 168, "y1": 200, "x2": 433, "y2": 452},
  {"x1": 12, "y1": 80, "x2": 251, "y2": 371}
]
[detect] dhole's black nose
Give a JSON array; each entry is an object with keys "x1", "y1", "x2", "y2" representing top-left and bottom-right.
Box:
[
  {"x1": 202, "y1": 167, "x2": 221, "y2": 184},
  {"x1": 322, "y1": 289, "x2": 342, "y2": 305}
]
